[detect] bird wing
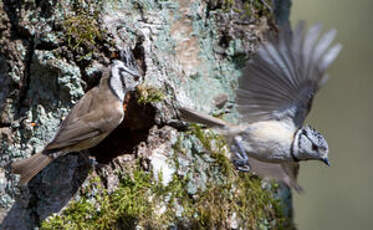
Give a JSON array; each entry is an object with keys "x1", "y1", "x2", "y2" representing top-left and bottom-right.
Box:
[
  {"x1": 45, "y1": 86, "x2": 123, "y2": 151},
  {"x1": 236, "y1": 22, "x2": 342, "y2": 127},
  {"x1": 245, "y1": 156, "x2": 303, "y2": 192},
  {"x1": 45, "y1": 111, "x2": 105, "y2": 150},
  {"x1": 59, "y1": 87, "x2": 98, "y2": 126}
]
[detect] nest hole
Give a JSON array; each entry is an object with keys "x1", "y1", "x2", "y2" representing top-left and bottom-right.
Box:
[{"x1": 90, "y1": 92, "x2": 156, "y2": 164}]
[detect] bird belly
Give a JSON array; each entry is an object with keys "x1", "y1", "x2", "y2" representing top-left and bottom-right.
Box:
[{"x1": 239, "y1": 121, "x2": 295, "y2": 163}]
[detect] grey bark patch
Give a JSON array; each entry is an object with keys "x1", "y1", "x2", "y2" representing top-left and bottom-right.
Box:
[{"x1": 0, "y1": 0, "x2": 295, "y2": 228}]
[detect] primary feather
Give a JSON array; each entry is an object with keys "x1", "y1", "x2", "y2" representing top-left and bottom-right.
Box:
[
  {"x1": 236, "y1": 22, "x2": 342, "y2": 127},
  {"x1": 242, "y1": 156, "x2": 303, "y2": 192}
]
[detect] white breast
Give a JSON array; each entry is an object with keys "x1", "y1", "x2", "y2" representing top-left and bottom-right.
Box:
[{"x1": 237, "y1": 120, "x2": 296, "y2": 163}]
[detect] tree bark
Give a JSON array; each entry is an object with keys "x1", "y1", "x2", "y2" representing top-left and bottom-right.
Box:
[{"x1": 0, "y1": 0, "x2": 295, "y2": 229}]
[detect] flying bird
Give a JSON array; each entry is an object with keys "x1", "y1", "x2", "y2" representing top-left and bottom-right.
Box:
[{"x1": 179, "y1": 22, "x2": 342, "y2": 192}]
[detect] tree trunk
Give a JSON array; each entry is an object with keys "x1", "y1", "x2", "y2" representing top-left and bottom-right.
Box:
[{"x1": 0, "y1": 0, "x2": 295, "y2": 229}]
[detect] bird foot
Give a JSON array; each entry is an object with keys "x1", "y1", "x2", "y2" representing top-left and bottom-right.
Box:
[
  {"x1": 231, "y1": 139, "x2": 251, "y2": 172},
  {"x1": 233, "y1": 159, "x2": 251, "y2": 172}
]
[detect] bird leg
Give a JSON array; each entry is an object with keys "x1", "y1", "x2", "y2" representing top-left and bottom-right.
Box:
[{"x1": 232, "y1": 138, "x2": 251, "y2": 172}]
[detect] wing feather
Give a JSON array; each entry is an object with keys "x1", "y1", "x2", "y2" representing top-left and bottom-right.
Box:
[
  {"x1": 237, "y1": 21, "x2": 342, "y2": 126},
  {"x1": 320, "y1": 43, "x2": 343, "y2": 73},
  {"x1": 245, "y1": 156, "x2": 303, "y2": 192},
  {"x1": 45, "y1": 84, "x2": 123, "y2": 152}
]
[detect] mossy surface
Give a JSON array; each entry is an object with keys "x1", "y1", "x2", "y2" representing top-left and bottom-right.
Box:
[
  {"x1": 60, "y1": 0, "x2": 106, "y2": 62},
  {"x1": 1, "y1": 0, "x2": 294, "y2": 228},
  {"x1": 136, "y1": 84, "x2": 165, "y2": 104},
  {"x1": 41, "y1": 125, "x2": 290, "y2": 230}
]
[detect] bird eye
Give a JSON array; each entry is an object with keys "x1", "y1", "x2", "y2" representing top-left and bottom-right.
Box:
[
  {"x1": 318, "y1": 146, "x2": 327, "y2": 152},
  {"x1": 134, "y1": 75, "x2": 140, "y2": 81},
  {"x1": 312, "y1": 144, "x2": 318, "y2": 152}
]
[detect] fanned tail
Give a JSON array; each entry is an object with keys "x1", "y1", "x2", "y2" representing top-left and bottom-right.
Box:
[
  {"x1": 179, "y1": 107, "x2": 228, "y2": 128},
  {"x1": 11, "y1": 152, "x2": 54, "y2": 185}
]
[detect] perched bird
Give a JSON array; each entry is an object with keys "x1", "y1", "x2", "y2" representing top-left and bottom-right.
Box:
[
  {"x1": 179, "y1": 22, "x2": 342, "y2": 191},
  {"x1": 12, "y1": 54, "x2": 142, "y2": 185}
]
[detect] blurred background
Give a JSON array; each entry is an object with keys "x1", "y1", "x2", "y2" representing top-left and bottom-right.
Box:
[{"x1": 290, "y1": 0, "x2": 373, "y2": 229}]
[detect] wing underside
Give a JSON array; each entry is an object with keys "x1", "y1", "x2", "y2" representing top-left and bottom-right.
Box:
[
  {"x1": 245, "y1": 156, "x2": 303, "y2": 192},
  {"x1": 236, "y1": 22, "x2": 342, "y2": 126}
]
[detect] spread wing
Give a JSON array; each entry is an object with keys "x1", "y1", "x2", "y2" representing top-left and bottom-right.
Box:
[
  {"x1": 236, "y1": 22, "x2": 342, "y2": 127},
  {"x1": 245, "y1": 156, "x2": 303, "y2": 192}
]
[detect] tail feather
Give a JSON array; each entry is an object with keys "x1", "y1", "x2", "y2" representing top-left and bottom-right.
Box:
[
  {"x1": 12, "y1": 152, "x2": 54, "y2": 185},
  {"x1": 179, "y1": 107, "x2": 228, "y2": 128}
]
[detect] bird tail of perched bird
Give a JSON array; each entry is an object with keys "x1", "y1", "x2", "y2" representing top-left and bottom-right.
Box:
[
  {"x1": 179, "y1": 107, "x2": 228, "y2": 128},
  {"x1": 12, "y1": 152, "x2": 53, "y2": 185}
]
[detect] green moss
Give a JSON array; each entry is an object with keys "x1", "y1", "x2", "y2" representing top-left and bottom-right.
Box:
[
  {"x1": 136, "y1": 84, "x2": 165, "y2": 104},
  {"x1": 41, "y1": 126, "x2": 290, "y2": 230},
  {"x1": 245, "y1": 0, "x2": 273, "y2": 19},
  {"x1": 184, "y1": 125, "x2": 287, "y2": 229},
  {"x1": 221, "y1": 0, "x2": 235, "y2": 10},
  {"x1": 62, "y1": 1, "x2": 105, "y2": 61},
  {"x1": 41, "y1": 169, "x2": 156, "y2": 230},
  {"x1": 189, "y1": 124, "x2": 233, "y2": 177}
]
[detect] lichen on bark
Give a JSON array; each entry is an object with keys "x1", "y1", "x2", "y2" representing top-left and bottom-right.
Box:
[
  {"x1": 0, "y1": 0, "x2": 295, "y2": 229},
  {"x1": 41, "y1": 126, "x2": 289, "y2": 230}
]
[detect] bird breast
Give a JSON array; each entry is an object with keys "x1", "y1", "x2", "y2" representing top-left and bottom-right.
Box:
[{"x1": 237, "y1": 120, "x2": 295, "y2": 163}]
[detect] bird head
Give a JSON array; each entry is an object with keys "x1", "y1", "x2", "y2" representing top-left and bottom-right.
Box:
[
  {"x1": 293, "y1": 125, "x2": 330, "y2": 166},
  {"x1": 109, "y1": 58, "x2": 143, "y2": 102},
  {"x1": 111, "y1": 59, "x2": 142, "y2": 91}
]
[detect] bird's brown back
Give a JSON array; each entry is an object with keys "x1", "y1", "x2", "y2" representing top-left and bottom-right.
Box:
[{"x1": 44, "y1": 74, "x2": 124, "y2": 154}]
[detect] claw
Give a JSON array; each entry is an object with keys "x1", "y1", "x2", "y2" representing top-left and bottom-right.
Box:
[
  {"x1": 232, "y1": 138, "x2": 251, "y2": 172},
  {"x1": 234, "y1": 160, "x2": 251, "y2": 172}
]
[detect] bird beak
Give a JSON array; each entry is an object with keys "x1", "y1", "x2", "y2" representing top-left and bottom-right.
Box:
[{"x1": 322, "y1": 157, "x2": 330, "y2": 167}]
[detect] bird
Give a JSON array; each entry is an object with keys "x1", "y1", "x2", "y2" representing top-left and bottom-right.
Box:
[
  {"x1": 11, "y1": 53, "x2": 142, "y2": 185},
  {"x1": 179, "y1": 21, "x2": 342, "y2": 192}
]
